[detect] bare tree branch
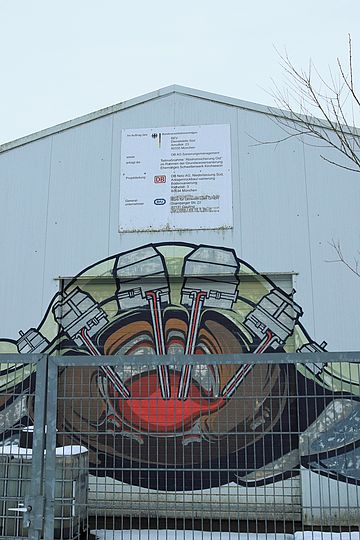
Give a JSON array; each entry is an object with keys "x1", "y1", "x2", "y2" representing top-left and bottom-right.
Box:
[
  {"x1": 327, "y1": 240, "x2": 360, "y2": 278},
  {"x1": 265, "y1": 39, "x2": 360, "y2": 279},
  {"x1": 264, "y1": 36, "x2": 360, "y2": 173}
]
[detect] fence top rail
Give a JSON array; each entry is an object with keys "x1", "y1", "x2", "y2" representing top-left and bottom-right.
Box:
[
  {"x1": 49, "y1": 351, "x2": 360, "y2": 366},
  {"x1": 0, "y1": 353, "x2": 44, "y2": 365},
  {"x1": 1, "y1": 351, "x2": 360, "y2": 366}
]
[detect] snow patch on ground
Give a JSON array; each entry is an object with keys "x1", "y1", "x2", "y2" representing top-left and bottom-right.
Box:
[
  {"x1": 294, "y1": 534, "x2": 360, "y2": 540},
  {"x1": 0, "y1": 444, "x2": 87, "y2": 458},
  {"x1": 92, "y1": 531, "x2": 293, "y2": 540},
  {"x1": 92, "y1": 532, "x2": 360, "y2": 540}
]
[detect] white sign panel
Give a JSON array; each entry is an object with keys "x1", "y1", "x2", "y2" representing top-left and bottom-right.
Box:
[{"x1": 119, "y1": 124, "x2": 232, "y2": 232}]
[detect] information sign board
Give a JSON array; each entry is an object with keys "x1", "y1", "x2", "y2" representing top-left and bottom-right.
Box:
[{"x1": 119, "y1": 124, "x2": 232, "y2": 232}]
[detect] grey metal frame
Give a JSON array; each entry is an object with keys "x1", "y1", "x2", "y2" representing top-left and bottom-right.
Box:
[
  {"x1": 44, "y1": 357, "x2": 57, "y2": 540},
  {"x1": 0, "y1": 354, "x2": 47, "y2": 540},
  {"x1": 45, "y1": 351, "x2": 360, "y2": 539},
  {"x1": 47, "y1": 350, "x2": 360, "y2": 366}
]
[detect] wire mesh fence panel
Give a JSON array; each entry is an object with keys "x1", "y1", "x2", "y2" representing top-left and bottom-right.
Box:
[
  {"x1": 48, "y1": 354, "x2": 360, "y2": 540},
  {"x1": 1, "y1": 353, "x2": 360, "y2": 539},
  {"x1": 0, "y1": 356, "x2": 46, "y2": 540}
]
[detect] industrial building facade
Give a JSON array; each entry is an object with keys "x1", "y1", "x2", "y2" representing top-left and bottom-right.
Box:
[{"x1": 1, "y1": 86, "x2": 360, "y2": 533}]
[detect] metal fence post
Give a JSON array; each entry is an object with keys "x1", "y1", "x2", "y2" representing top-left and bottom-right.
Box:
[
  {"x1": 26, "y1": 354, "x2": 47, "y2": 540},
  {"x1": 43, "y1": 356, "x2": 58, "y2": 540}
]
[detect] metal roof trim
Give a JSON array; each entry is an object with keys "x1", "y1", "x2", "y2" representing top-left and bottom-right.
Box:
[{"x1": 1, "y1": 84, "x2": 359, "y2": 153}]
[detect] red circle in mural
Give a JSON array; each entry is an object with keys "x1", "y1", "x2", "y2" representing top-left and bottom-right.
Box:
[{"x1": 114, "y1": 370, "x2": 225, "y2": 433}]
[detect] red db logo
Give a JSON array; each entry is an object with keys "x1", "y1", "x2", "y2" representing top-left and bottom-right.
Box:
[{"x1": 154, "y1": 175, "x2": 166, "y2": 184}]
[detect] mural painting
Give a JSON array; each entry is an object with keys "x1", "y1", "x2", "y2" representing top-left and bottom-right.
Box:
[{"x1": 1, "y1": 242, "x2": 360, "y2": 491}]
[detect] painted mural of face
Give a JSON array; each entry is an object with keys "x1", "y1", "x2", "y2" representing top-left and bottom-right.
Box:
[{"x1": 1, "y1": 242, "x2": 359, "y2": 491}]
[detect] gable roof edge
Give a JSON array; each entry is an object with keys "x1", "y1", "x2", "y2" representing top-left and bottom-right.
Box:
[{"x1": 1, "y1": 84, "x2": 359, "y2": 153}]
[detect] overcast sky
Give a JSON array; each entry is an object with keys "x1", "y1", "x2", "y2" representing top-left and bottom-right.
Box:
[{"x1": 0, "y1": 0, "x2": 359, "y2": 145}]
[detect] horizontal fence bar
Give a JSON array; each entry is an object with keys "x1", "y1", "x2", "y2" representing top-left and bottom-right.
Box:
[
  {"x1": 53, "y1": 351, "x2": 360, "y2": 366},
  {"x1": 0, "y1": 353, "x2": 44, "y2": 365},
  {"x1": 1, "y1": 351, "x2": 359, "y2": 366}
]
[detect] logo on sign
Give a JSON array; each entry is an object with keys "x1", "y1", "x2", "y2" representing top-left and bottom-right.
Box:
[
  {"x1": 154, "y1": 175, "x2": 166, "y2": 184},
  {"x1": 154, "y1": 198, "x2": 166, "y2": 206},
  {"x1": 151, "y1": 133, "x2": 162, "y2": 148}
]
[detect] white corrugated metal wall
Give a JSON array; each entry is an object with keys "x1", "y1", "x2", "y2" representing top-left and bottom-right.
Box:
[{"x1": 1, "y1": 86, "x2": 359, "y2": 350}]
